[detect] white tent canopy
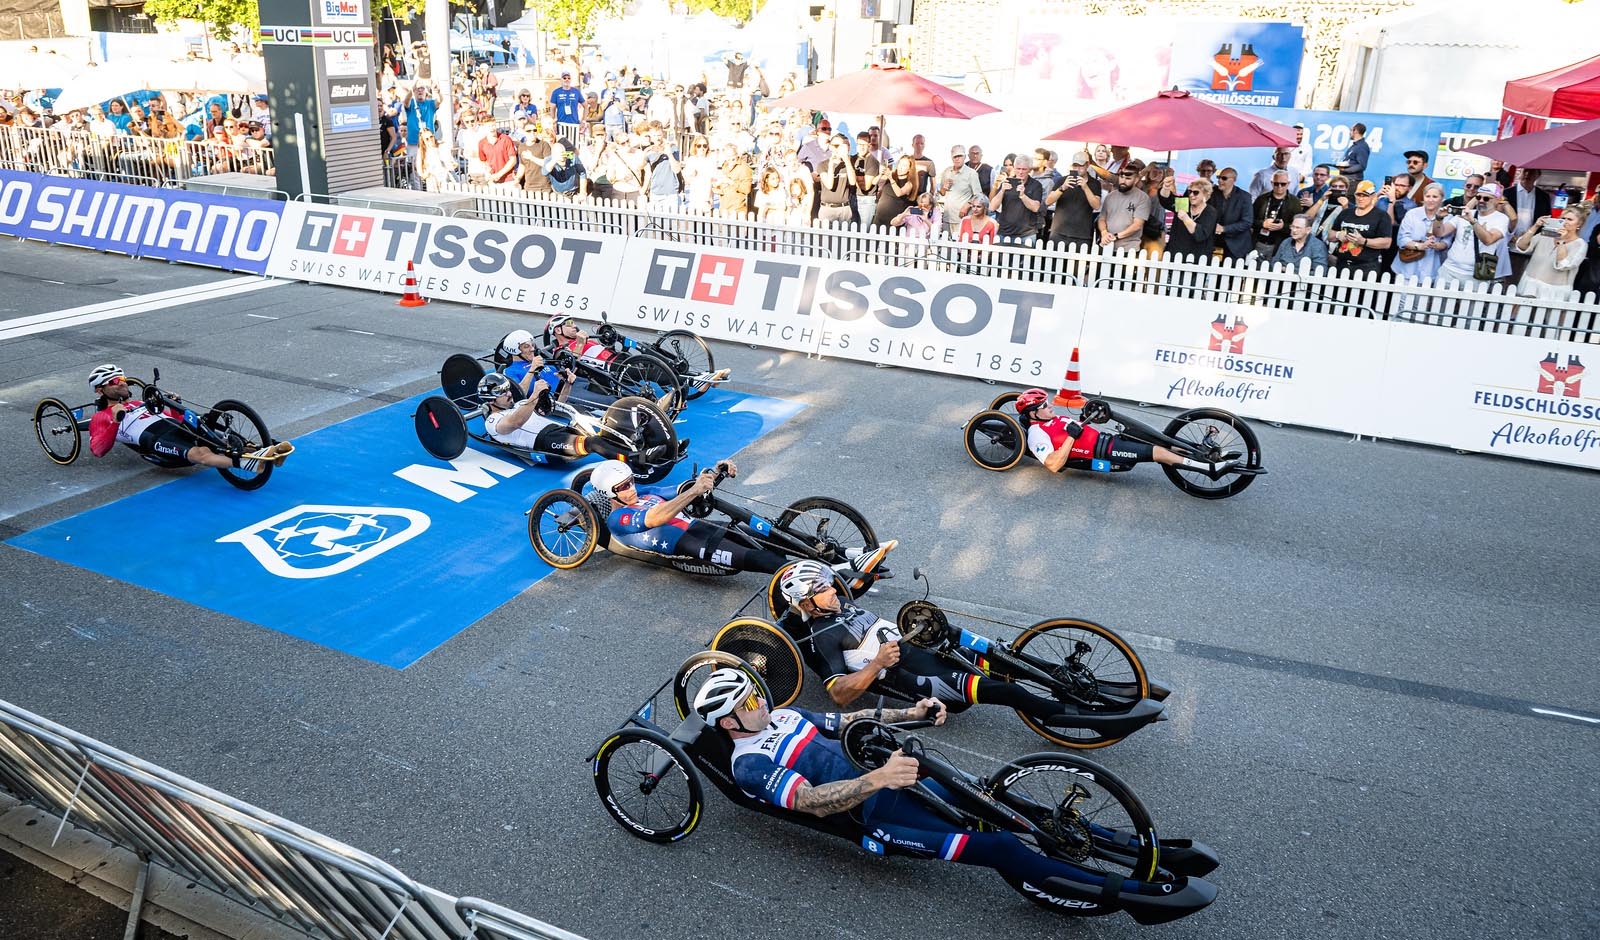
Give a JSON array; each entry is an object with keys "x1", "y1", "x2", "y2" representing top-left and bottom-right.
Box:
[{"x1": 1336, "y1": 0, "x2": 1598, "y2": 118}]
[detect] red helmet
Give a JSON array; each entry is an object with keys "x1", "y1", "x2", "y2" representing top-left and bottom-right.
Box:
[{"x1": 1015, "y1": 389, "x2": 1050, "y2": 415}]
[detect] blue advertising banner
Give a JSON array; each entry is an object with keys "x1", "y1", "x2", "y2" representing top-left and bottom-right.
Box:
[
  {"x1": 1171, "y1": 109, "x2": 1499, "y2": 199},
  {"x1": 8, "y1": 389, "x2": 805, "y2": 669},
  {"x1": 1170, "y1": 23, "x2": 1305, "y2": 109},
  {"x1": 0, "y1": 170, "x2": 282, "y2": 273}
]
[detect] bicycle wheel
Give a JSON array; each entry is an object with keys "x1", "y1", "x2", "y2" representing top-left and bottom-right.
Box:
[
  {"x1": 654, "y1": 330, "x2": 716, "y2": 399},
  {"x1": 591, "y1": 728, "x2": 703, "y2": 843},
  {"x1": 603, "y1": 396, "x2": 679, "y2": 485},
  {"x1": 964, "y1": 410, "x2": 1025, "y2": 471},
  {"x1": 764, "y1": 564, "x2": 853, "y2": 622},
  {"x1": 33, "y1": 398, "x2": 82, "y2": 465},
  {"x1": 526, "y1": 489, "x2": 598, "y2": 569},
  {"x1": 672, "y1": 650, "x2": 774, "y2": 721},
  {"x1": 613, "y1": 353, "x2": 685, "y2": 416},
  {"x1": 774, "y1": 497, "x2": 877, "y2": 567},
  {"x1": 1007, "y1": 619, "x2": 1150, "y2": 749},
  {"x1": 1160, "y1": 407, "x2": 1261, "y2": 500},
  {"x1": 210, "y1": 400, "x2": 274, "y2": 491},
  {"x1": 983, "y1": 752, "x2": 1159, "y2": 903},
  {"x1": 710, "y1": 617, "x2": 805, "y2": 708},
  {"x1": 989, "y1": 391, "x2": 1022, "y2": 412}
]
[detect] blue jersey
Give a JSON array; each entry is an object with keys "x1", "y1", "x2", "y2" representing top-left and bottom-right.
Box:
[
  {"x1": 549, "y1": 86, "x2": 584, "y2": 124},
  {"x1": 730, "y1": 708, "x2": 850, "y2": 810},
  {"x1": 607, "y1": 485, "x2": 689, "y2": 552},
  {"x1": 504, "y1": 359, "x2": 560, "y2": 391}
]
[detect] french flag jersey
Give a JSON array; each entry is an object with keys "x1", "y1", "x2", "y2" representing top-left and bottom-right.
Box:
[{"x1": 730, "y1": 708, "x2": 851, "y2": 810}]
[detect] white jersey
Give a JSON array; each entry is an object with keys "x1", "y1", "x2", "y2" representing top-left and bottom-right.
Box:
[
  {"x1": 484, "y1": 407, "x2": 561, "y2": 448},
  {"x1": 115, "y1": 406, "x2": 169, "y2": 445}
]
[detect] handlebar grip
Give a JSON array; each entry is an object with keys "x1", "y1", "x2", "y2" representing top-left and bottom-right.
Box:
[{"x1": 891, "y1": 720, "x2": 936, "y2": 732}]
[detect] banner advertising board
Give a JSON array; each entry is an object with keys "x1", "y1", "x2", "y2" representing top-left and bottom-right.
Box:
[
  {"x1": 1078, "y1": 293, "x2": 1388, "y2": 433},
  {"x1": 609, "y1": 239, "x2": 1084, "y2": 383},
  {"x1": 0, "y1": 170, "x2": 281, "y2": 273}
]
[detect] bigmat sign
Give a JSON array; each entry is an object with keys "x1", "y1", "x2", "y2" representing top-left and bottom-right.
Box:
[
  {"x1": 610, "y1": 240, "x2": 1083, "y2": 383},
  {"x1": 0, "y1": 170, "x2": 281, "y2": 273}
]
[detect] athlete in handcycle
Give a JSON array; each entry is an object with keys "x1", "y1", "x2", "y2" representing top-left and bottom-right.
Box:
[
  {"x1": 712, "y1": 561, "x2": 1165, "y2": 749},
  {"x1": 32, "y1": 364, "x2": 291, "y2": 491},
  {"x1": 525, "y1": 458, "x2": 893, "y2": 592},
  {"x1": 543, "y1": 313, "x2": 730, "y2": 404},
  {"x1": 589, "y1": 652, "x2": 1219, "y2": 925},
  {"x1": 493, "y1": 326, "x2": 685, "y2": 418}
]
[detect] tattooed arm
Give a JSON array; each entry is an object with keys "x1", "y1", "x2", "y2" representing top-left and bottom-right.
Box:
[
  {"x1": 791, "y1": 752, "x2": 920, "y2": 817},
  {"x1": 838, "y1": 698, "x2": 947, "y2": 727}
]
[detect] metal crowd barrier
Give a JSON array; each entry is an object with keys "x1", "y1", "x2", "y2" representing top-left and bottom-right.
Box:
[
  {"x1": 0, "y1": 698, "x2": 584, "y2": 940},
  {"x1": 0, "y1": 124, "x2": 276, "y2": 188}
]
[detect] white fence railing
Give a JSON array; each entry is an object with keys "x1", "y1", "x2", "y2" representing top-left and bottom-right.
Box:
[
  {"x1": 0, "y1": 698, "x2": 585, "y2": 940},
  {"x1": 0, "y1": 124, "x2": 276, "y2": 187}
]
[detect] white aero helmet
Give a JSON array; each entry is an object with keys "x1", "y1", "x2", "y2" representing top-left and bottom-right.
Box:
[
  {"x1": 588, "y1": 459, "x2": 634, "y2": 496},
  {"x1": 779, "y1": 560, "x2": 833, "y2": 606},
  {"x1": 548, "y1": 314, "x2": 576, "y2": 331},
  {"x1": 87, "y1": 363, "x2": 125, "y2": 397},
  {"x1": 693, "y1": 667, "x2": 755, "y2": 723},
  {"x1": 501, "y1": 329, "x2": 535, "y2": 357}
]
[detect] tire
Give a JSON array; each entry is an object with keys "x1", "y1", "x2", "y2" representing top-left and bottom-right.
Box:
[
  {"x1": 1008, "y1": 619, "x2": 1150, "y2": 749},
  {"x1": 527, "y1": 489, "x2": 598, "y2": 569},
  {"x1": 1160, "y1": 407, "x2": 1261, "y2": 500},
  {"x1": 614, "y1": 352, "x2": 686, "y2": 416},
  {"x1": 964, "y1": 410, "x2": 1025, "y2": 471},
  {"x1": 33, "y1": 398, "x2": 82, "y2": 465},
  {"x1": 591, "y1": 728, "x2": 704, "y2": 843},
  {"x1": 710, "y1": 618, "x2": 806, "y2": 709},
  {"x1": 983, "y1": 752, "x2": 1159, "y2": 908},
  {"x1": 603, "y1": 396, "x2": 678, "y2": 485},
  {"x1": 209, "y1": 400, "x2": 274, "y2": 491},
  {"x1": 765, "y1": 564, "x2": 853, "y2": 623},
  {"x1": 654, "y1": 330, "x2": 716, "y2": 400},
  {"x1": 774, "y1": 497, "x2": 877, "y2": 568},
  {"x1": 414, "y1": 396, "x2": 469, "y2": 460},
  {"x1": 672, "y1": 650, "x2": 774, "y2": 722},
  {"x1": 989, "y1": 390, "x2": 1022, "y2": 412}
]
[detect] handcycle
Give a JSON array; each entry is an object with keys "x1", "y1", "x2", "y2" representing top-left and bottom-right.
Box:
[
  {"x1": 413, "y1": 358, "x2": 683, "y2": 484},
  {"x1": 588, "y1": 650, "x2": 1219, "y2": 925},
  {"x1": 450, "y1": 338, "x2": 685, "y2": 423},
  {"x1": 708, "y1": 566, "x2": 1168, "y2": 749},
  {"x1": 525, "y1": 461, "x2": 885, "y2": 586},
  {"x1": 32, "y1": 367, "x2": 284, "y2": 490},
  {"x1": 538, "y1": 314, "x2": 730, "y2": 406},
  {"x1": 963, "y1": 392, "x2": 1265, "y2": 500}
]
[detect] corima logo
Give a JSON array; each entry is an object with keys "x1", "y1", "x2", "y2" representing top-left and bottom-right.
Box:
[
  {"x1": 1538, "y1": 353, "x2": 1584, "y2": 398},
  {"x1": 1210, "y1": 43, "x2": 1260, "y2": 92},
  {"x1": 644, "y1": 249, "x2": 744, "y2": 305},
  {"x1": 218, "y1": 505, "x2": 430, "y2": 579},
  {"x1": 1208, "y1": 314, "x2": 1248, "y2": 354}
]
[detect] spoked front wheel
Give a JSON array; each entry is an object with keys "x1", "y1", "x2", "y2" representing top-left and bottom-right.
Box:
[
  {"x1": 527, "y1": 489, "x2": 599, "y2": 569},
  {"x1": 209, "y1": 400, "x2": 274, "y2": 491},
  {"x1": 1161, "y1": 407, "x2": 1261, "y2": 500},
  {"x1": 984, "y1": 752, "x2": 1159, "y2": 910},
  {"x1": 613, "y1": 353, "x2": 686, "y2": 417},
  {"x1": 654, "y1": 331, "x2": 716, "y2": 400},
  {"x1": 33, "y1": 398, "x2": 83, "y2": 465},
  {"x1": 591, "y1": 728, "x2": 704, "y2": 843},
  {"x1": 964, "y1": 410, "x2": 1026, "y2": 471},
  {"x1": 1008, "y1": 618, "x2": 1150, "y2": 749},
  {"x1": 774, "y1": 497, "x2": 877, "y2": 568}
]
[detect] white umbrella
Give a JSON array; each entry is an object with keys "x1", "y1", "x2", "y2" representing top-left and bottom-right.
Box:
[
  {"x1": 0, "y1": 52, "x2": 84, "y2": 91},
  {"x1": 50, "y1": 60, "x2": 171, "y2": 112},
  {"x1": 147, "y1": 58, "x2": 267, "y2": 96}
]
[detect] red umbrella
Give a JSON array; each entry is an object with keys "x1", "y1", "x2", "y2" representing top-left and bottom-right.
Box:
[
  {"x1": 1044, "y1": 88, "x2": 1297, "y2": 150},
  {"x1": 766, "y1": 65, "x2": 999, "y2": 120},
  {"x1": 1463, "y1": 117, "x2": 1600, "y2": 173}
]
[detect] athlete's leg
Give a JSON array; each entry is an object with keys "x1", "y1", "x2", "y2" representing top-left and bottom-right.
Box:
[
  {"x1": 534, "y1": 425, "x2": 630, "y2": 461},
  {"x1": 893, "y1": 647, "x2": 1066, "y2": 722},
  {"x1": 675, "y1": 521, "x2": 787, "y2": 573}
]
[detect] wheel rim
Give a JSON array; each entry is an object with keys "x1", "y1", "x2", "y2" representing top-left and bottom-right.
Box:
[
  {"x1": 657, "y1": 333, "x2": 714, "y2": 397},
  {"x1": 211, "y1": 403, "x2": 273, "y2": 488},
  {"x1": 1166, "y1": 417, "x2": 1249, "y2": 491},
  {"x1": 530, "y1": 492, "x2": 594, "y2": 567},
  {"x1": 1011, "y1": 620, "x2": 1147, "y2": 748},
  {"x1": 782, "y1": 504, "x2": 873, "y2": 564},
  {"x1": 711, "y1": 619, "x2": 805, "y2": 708},
  {"x1": 595, "y1": 734, "x2": 700, "y2": 841},
  {"x1": 967, "y1": 414, "x2": 1021, "y2": 469},
  {"x1": 34, "y1": 401, "x2": 80, "y2": 464},
  {"x1": 988, "y1": 761, "x2": 1156, "y2": 882}
]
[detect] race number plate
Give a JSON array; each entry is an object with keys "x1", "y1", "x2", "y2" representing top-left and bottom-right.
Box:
[
  {"x1": 1090, "y1": 459, "x2": 1112, "y2": 473},
  {"x1": 749, "y1": 515, "x2": 773, "y2": 536}
]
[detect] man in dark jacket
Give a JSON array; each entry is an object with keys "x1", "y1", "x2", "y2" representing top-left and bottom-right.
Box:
[{"x1": 1213, "y1": 167, "x2": 1255, "y2": 260}]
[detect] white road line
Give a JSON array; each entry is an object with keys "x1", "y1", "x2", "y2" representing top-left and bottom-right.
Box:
[
  {"x1": 1531, "y1": 708, "x2": 1600, "y2": 725},
  {"x1": 346, "y1": 329, "x2": 374, "y2": 336},
  {"x1": 0, "y1": 276, "x2": 285, "y2": 342},
  {"x1": 246, "y1": 313, "x2": 279, "y2": 320}
]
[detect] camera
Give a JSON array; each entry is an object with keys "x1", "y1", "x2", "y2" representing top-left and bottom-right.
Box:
[
  {"x1": 1068, "y1": 169, "x2": 1080, "y2": 180},
  {"x1": 1445, "y1": 205, "x2": 1461, "y2": 216}
]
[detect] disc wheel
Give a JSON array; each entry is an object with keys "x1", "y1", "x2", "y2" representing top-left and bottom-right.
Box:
[
  {"x1": 672, "y1": 650, "x2": 773, "y2": 721},
  {"x1": 209, "y1": 400, "x2": 274, "y2": 491},
  {"x1": 983, "y1": 752, "x2": 1159, "y2": 909},
  {"x1": 33, "y1": 398, "x2": 82, "y2": 465},
  {"x1": 774, "y1": 496, "x2": 877, "y2": 566},
  {"x1": 1160, "y1": 407, "x2": 1262, "y2": 500},
  {"x1": 527, "y1": 489, "x2": 598, "y2": 569},
  {"x1": 603, "y1": 396, "x2": 678, "y2": 485},
  {"x1": 989, "y1": 390, "x2": 1022, "y2": 412},
  {"x1": 591, "y1": 728, "x2": 703, "y2": 843},
  {"x1": 764, "y1": 564, "x2": 853, "y2": 623},
  {"x1": 710, "y1": 617, "x2": 805, "y2": 708},
  {"x1": 1008, "y1": 619, "x2": 1150, "y2": 749},
  {"x1": 964, "y1": 410, "x2": 1025, "y2": 471},
  {"x1": 614, "y1": 353, "x2": 686, "y2": 417},
  {"x1": 654, "y1": 330, "x2": 716, "y2": 400}
]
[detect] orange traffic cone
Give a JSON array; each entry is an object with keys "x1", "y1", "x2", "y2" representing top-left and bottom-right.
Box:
[
  {"x1": 1052, "y1": 347, "x2": 1086, "y2": 408},
  {"x1": 396, "y1": 260, "x2": 428, "y2": 307}
]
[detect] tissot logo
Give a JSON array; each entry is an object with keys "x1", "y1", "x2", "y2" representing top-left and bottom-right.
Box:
[
  {"x1": 1210, "y1": 43, "x2": 1260, "y2": 92},
  {"x1": 296, "y1": 210, "x2": 374, "y2": 256},
  {"x1": 643, "y1": 249, "x2": 744, "y2": 305},
  {"x1": 1539, "y1": 353, "x2": 1584, "y2": 398}
]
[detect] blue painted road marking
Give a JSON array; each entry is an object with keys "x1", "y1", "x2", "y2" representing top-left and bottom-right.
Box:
[{"x1": 10, "y1": 388, "x2": 804, "y2": 669}]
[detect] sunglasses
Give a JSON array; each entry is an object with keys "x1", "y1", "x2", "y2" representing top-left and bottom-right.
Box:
[
  {"x1": 100, "y1": 376, "x2": 126, "y2": 387},
  {"x1": 610, "y1": 479, "x2": 636, "y2": 495}
]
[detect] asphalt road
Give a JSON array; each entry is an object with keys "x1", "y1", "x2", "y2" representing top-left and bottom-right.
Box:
[{"x1": 0, "y1": 238, "x2": 1596, "y2": 940}]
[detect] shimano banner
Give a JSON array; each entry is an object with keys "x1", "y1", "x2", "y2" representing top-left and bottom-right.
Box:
[
  {"x1": 265, "y1": 201, "x2": 623, "y2": 313},
  {"x1": 0, "y1": 170, "x2": 282, "y2": 273},
  {"x1": 611, "y1": 240, "x2": 1084, "y2": 384}
]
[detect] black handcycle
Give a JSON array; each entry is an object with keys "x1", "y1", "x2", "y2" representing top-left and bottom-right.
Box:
[
  {"x1": 589, "y1": 650, "x2": 1219, "y2": 925},
  {"x1": 709, "y1": 567, "x2": 1168, "y2": 749},
  {"x1": 537, "y1": 314, "x2": 729, "y2": 406},
  {"x1": 32, "y1": 368, "x2": 283, "y2": 490},
  {"x1": 526, "y1": 462, "x2": 883, "y2": 585},
  {"x1": 964, "y1": 393, "x2": 1264, "y2": 500}
]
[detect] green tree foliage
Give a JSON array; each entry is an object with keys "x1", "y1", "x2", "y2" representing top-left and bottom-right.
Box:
[
  {"x1": 682, "y1": 0, "x2": 765, "y2": 24},
  {"x1": 142, "y1": 0, "x2": 260, "y2": 36},
  {"x1": 540, "y1": 0, "x2": 627, "y2": 40}
]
